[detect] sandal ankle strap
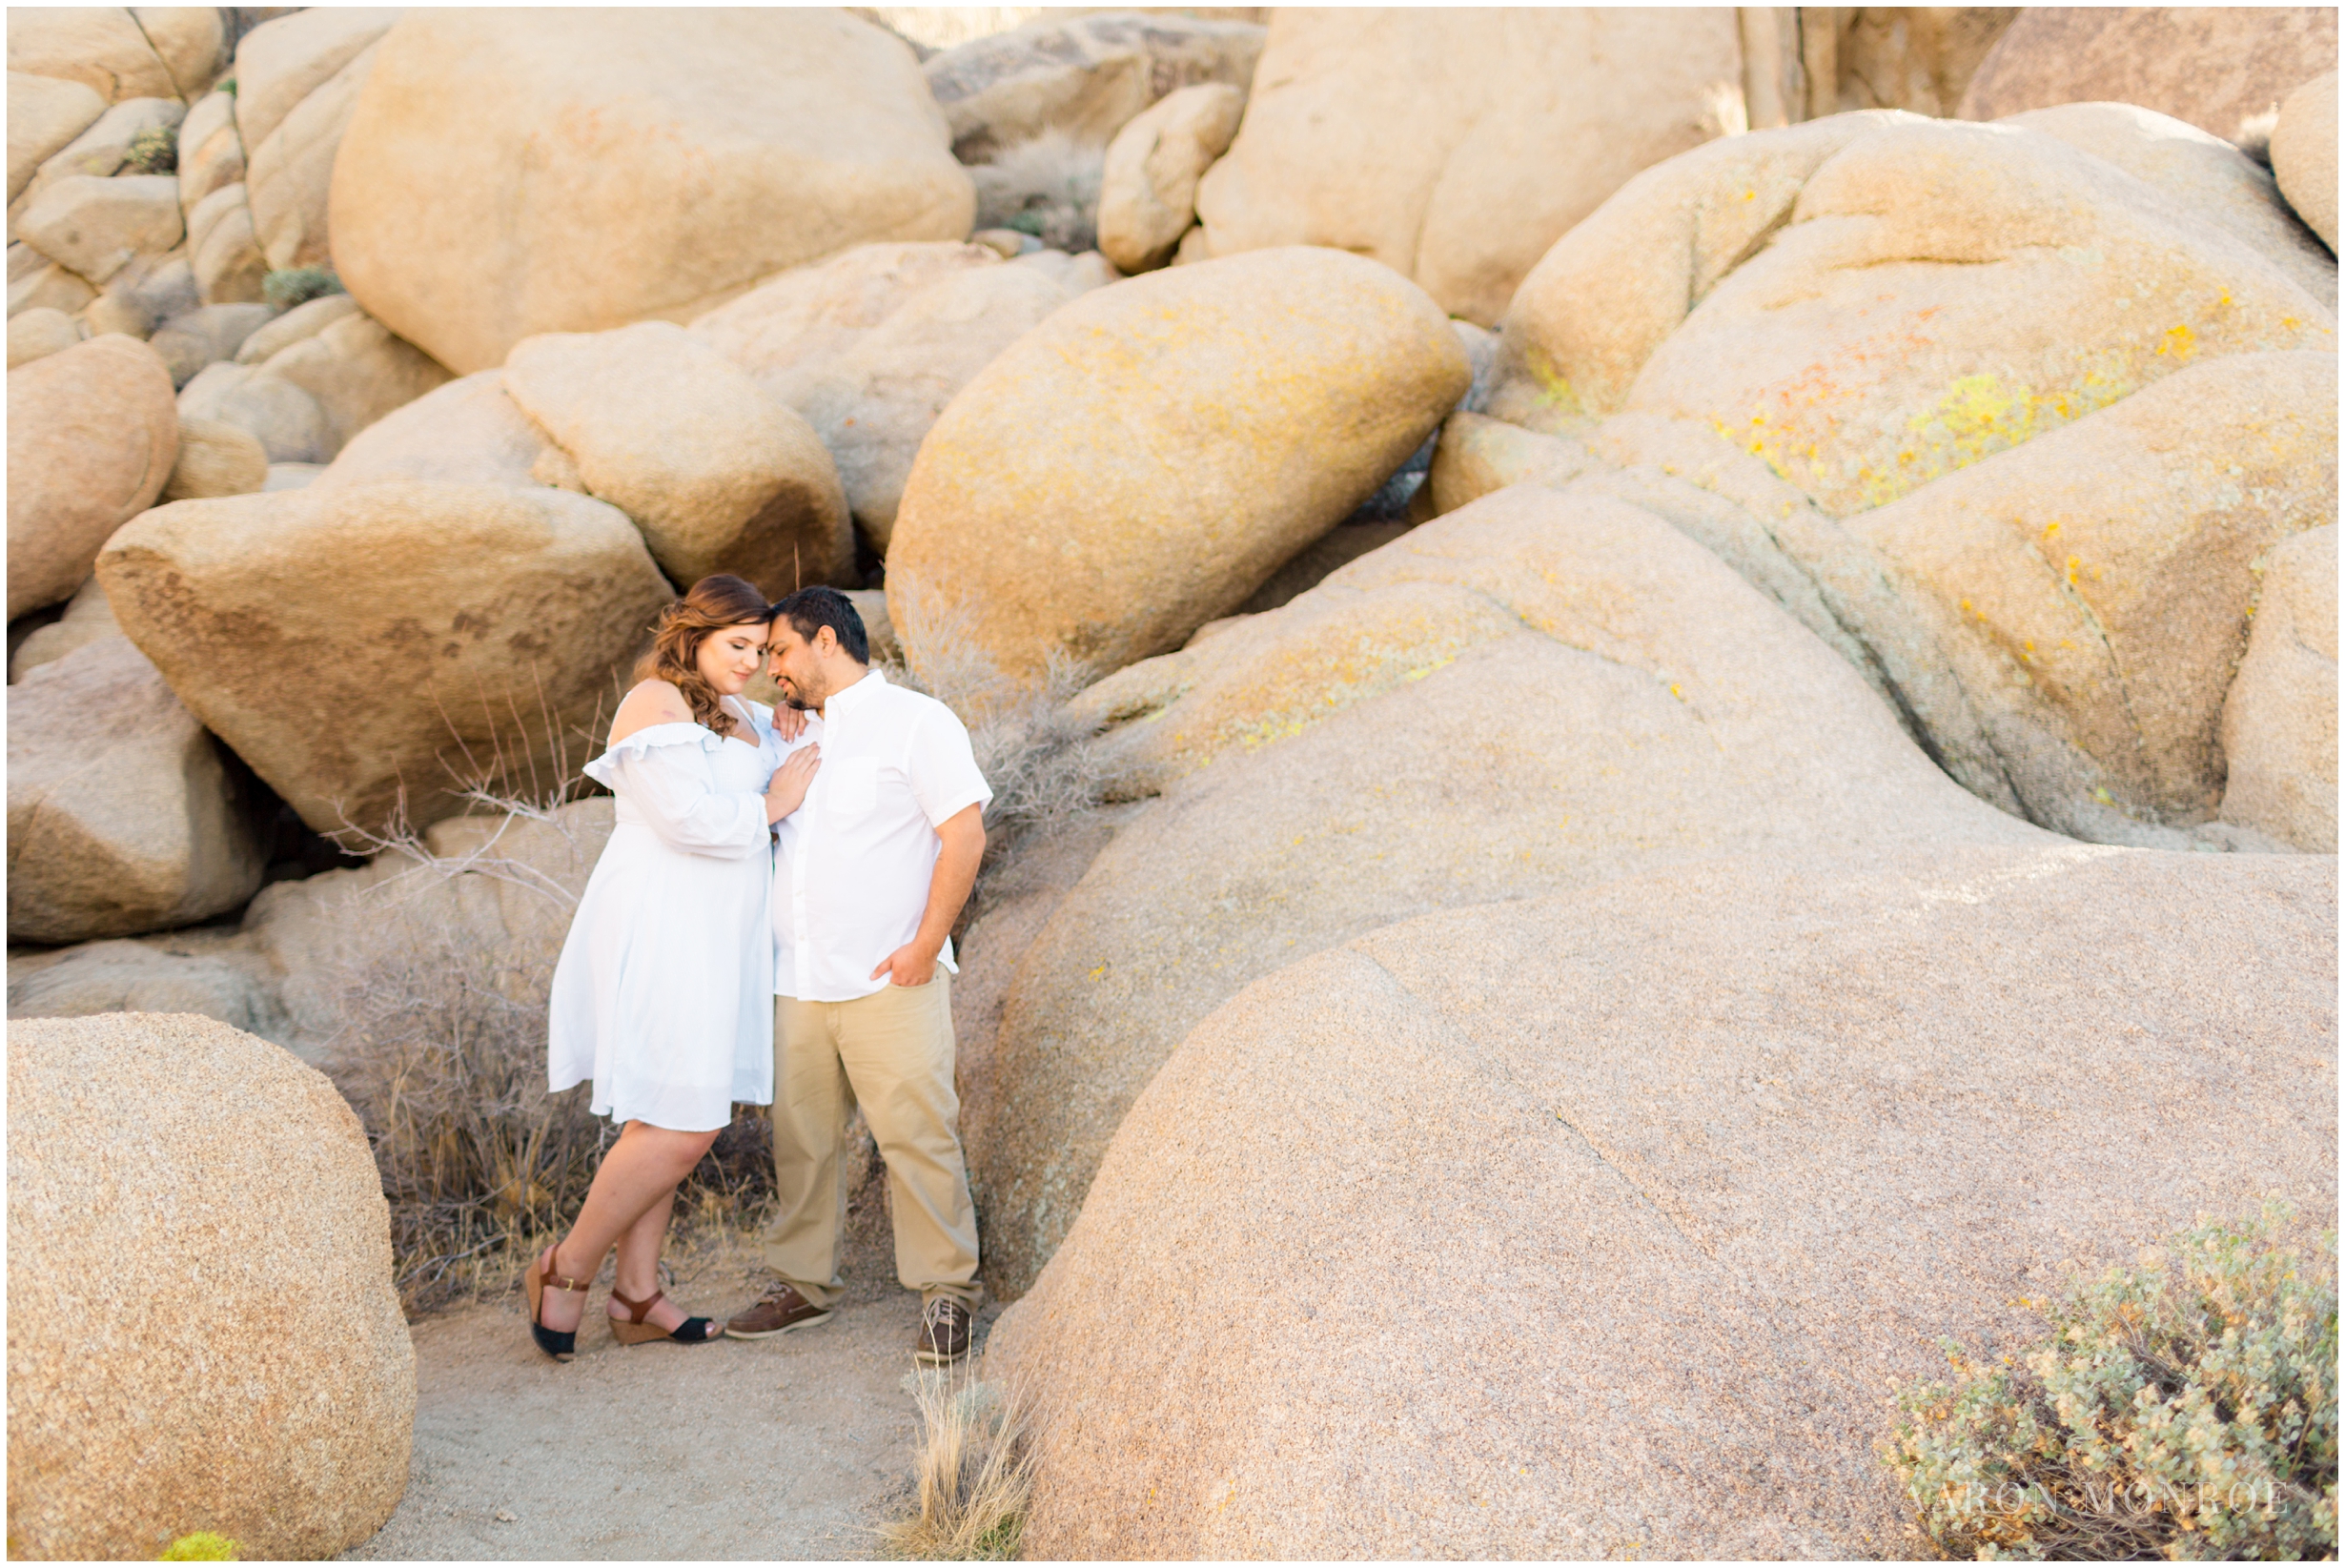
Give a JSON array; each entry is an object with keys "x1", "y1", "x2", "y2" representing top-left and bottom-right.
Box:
[
  {"x1": 608, "y1": 1286, "x2": 667, "y2": 1324},
  {"x1": 540, "y1": 1249, "x2": 594, "y2": 1294}
]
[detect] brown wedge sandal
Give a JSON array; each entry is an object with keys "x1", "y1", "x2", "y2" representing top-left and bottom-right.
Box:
[
  {"x1": 608, "y1": 1285, "x2": 724, "y2": 1346},
  {"x1": 528, "y1": 1245, "x2": 595, "y2": 1362}
]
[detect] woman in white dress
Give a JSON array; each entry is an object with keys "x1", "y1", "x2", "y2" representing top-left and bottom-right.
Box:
[{"x1": 530, "y1": 574, "x2": 820, "y2": 1360}]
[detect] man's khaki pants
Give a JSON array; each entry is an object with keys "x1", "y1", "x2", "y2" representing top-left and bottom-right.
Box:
[{"x1": 761, "y1": 974, "x2": 982, "y2": 1309}]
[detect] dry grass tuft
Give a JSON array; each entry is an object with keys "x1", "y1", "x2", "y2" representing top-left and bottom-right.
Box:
[{"x1": 879, "y1": 1364, "x2": 1037, "y2": 1560}]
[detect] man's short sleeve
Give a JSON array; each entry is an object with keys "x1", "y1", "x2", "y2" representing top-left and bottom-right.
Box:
[{"x1": 907, "y1": 699, "x2": 993, "y2": 828}]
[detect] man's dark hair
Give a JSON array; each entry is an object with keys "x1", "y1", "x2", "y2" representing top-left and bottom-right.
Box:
[{"x1": 770, "y1": 585, "x2": 869, "y2": 664}]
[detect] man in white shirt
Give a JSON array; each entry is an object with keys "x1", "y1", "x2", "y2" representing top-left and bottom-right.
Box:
[{"x1": 725, "y1": 587, "x2": 992, "y2": 1364}]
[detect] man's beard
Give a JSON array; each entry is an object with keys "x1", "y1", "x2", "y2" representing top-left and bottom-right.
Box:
[{"x1": 775, "y1": 668, "x2": 825, "y2": 711}]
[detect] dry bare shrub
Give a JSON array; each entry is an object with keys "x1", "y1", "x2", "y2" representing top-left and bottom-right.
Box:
[
  {"x1": 1887, "y1": 1201, "x2": 2338, "y2": 1559},
  {"x1": 879, "y1": 1364, "x2": 1037, "y2": 1560},
  {"x1": 321, "y1": 699, "x2": 772, "y2": 1313},
  {"x1": 880, "y1": 585, "x2": 1120, "y2": 902},
  {"x1": 969, "y1": 128, "x2": 1104, "y2": 252}
]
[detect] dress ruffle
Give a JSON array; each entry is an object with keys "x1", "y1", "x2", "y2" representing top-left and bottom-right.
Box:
[{"x1": 581, "y1": 723, "x2": 726, "y2": 791}]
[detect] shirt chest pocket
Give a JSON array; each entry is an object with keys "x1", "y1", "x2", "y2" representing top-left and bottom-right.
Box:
[{"x1": 827, "y1": 757, "x2": 882, "y2": 820}]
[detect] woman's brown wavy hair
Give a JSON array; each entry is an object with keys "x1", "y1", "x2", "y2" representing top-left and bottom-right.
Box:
[{"x1": 633, "y1": 575, "x2": 772, "y2": 736}]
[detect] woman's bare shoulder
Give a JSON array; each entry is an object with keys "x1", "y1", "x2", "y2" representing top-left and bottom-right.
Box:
[{"x1": 610, "y1": 681, "x2": 694, "y2": 744}]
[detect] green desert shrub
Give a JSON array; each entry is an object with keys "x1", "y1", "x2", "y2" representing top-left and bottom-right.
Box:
[
  {"x1": 1887, "y1": 1202, "x2": 2337, "y2": 1559},
  {"x1": 262, "y1": 265, "x2": 343, "y2": 309},
  {"x1": 123, "y1": 124, "x2": 177, "y2": 175}
]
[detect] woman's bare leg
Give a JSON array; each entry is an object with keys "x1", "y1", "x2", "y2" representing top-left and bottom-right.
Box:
[
  {"x1": 539, "y1": 1121, "x2": 717, "y2": 1334},
  {"x1": 609, "y1": 1186, "x2": 698, "y2": 1334}
]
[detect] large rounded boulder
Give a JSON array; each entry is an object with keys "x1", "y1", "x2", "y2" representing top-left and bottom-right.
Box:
[
  {"x1": 95, "y1": 482, "x2": 674, "y2": 836},
  {"x1": 7, "y1": 334, "x2": 177, "y2": 618},
  {"x1": 886, "y1": 247, "x2": 1471, "y2": 688},
  {"x1": 1958, "y1": 7, "x2": 2338, "y2": 143},
  {"x1": 1491, "y1": 113, "x2": 2335, "y2": 517},
  {"x1": 960, "y1": 481, "x2": 2050, "y2": 1296},
  {"x1": 987, "y1": 847, "x2": 2336, "y2": 1557},
  {"x1": 692, "y1": 241, "x2": 1085, "y2": 550},
  {"x1": 234, "y1": 6, "x2": 402, "y2": 273},
  {"x1": 2220, "y1": 524, "x2": 2339, "y2": 851},
  {"x1": 7, "y1": 1012, "x2": 415, "y2": 1558},
  {"x1": 1190, "y1": 10, "x2": 1745, "y2": 325},
  {"x1": 1838, "y1": 350, "x2": 2335, "y2": 837},
  {"x1": 502, "y1": 320, "x2": 856, "y2": 589},
  {"x1": 328, "y1": 9, "x2": 976, "y2": 374},
  {"x1": 8, "y1": 636, "x2": 268, "y2": 943}
]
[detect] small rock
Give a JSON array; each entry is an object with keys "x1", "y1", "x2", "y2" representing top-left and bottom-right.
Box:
[
  {"x1": 178, "y1": 359, "x2": 333, "y2": 463},
  {"x1": 6, "y1": 71, "x2": 107, "y2": 202},
  {"x1": 7, "y1": 635, "x2": 268, "y2": 942},
  {"x1": 245, "y1": 20, "x2": 389, "y2": 271},
  {"x1": 6, "y1": 305, "x2": 79, "y2": 368},
  {"x1": 132, "y1": 6, "x2": 226, "y2": 103},
  {"x1": 188, "y1": 181, "x2": 266, "y2": 303},
  {"x1": 2221, "y1": 524, "x2": 2338, "y2": 851},
  {"x1": 149, "y1": 301, "x2": 278, "y2": 387},
  {"x1": 19, "y1": 95, "x2": 184, "y2": 205},
  {"x1": 2272, "y1": 70, "x2": 2338, "y2": 253},
  {"x1": 6, "y1": 259, "x2": 95, "y2": 317},
  {"x1": 311, "y1": 369, "x2": 552, "y2": 490},
  {"x1": 8, "y1": 574, "x2": 118, "y2": 682},
  {"x1": 8, "y1": 937, "x2": 290, "y2": 1044},
  {"x1": 7, "y1": 333, "x2": 177, "y2": 618},
  {"x1": 234, "y1": 289, "x2": 358, "y2": 364},
  {"x1": 923, "y1": 10, "x2": 1264, "y2": 163},
  {"x1": 249, "y1": 307, "x2": 453, "y2": 452},
  {"x1": 6, "y1": 9, "x2": 186, "y2": 104},
  {"x1": 1097, "y1": 82, "x2": 1244, "y2": 274},
  {"x1": 176, "y1": 87, "x2": 243, "y2": 209},
  {"x1": 161, "y1": 416, "x2": 269, "y2": 500},
  {"x1": 969, "y1": 227, "x2": 1034, "y2": 258},
  {"x1": 13, "y1": 172, "x2": 183, "y2": 284}
]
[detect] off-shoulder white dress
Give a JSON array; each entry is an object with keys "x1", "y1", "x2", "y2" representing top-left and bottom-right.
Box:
[{"x1": 547, "y1": 697, "x2": 781, "y2": 1131}]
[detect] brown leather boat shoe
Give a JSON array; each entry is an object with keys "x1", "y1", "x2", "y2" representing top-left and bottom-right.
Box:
[
  {"x1": 914, "y1": 1296, "x2": 973, "y2": 1365},
  {"x1": 725, "y1": 1277, "x2": 834, "y2": 1339}
]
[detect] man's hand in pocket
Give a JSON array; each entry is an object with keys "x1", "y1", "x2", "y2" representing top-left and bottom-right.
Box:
[{"x1": 871, "y1": 941, "x2": 941, "y2": 988}]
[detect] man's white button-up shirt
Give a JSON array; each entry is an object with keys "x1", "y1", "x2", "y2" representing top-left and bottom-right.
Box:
[{"x1": 771, "y1": 669, "x2": 993, "y2": 1003}]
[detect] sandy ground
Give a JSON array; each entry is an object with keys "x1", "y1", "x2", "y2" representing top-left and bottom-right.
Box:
[{"x1": 345, "y1": 1229, "x2": 998, "y2": 1561}]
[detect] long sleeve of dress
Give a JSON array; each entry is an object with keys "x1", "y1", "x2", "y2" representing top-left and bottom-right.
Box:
[{"x1": 581, "y1": 724, "x2": 768, "y2": 858}]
